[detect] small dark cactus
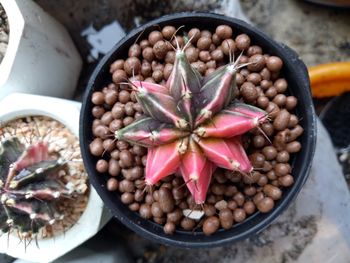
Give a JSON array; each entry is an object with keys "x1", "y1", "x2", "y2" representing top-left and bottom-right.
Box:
[{"x1": 0, "y1": 137, "x2": 72, "y2": 241}]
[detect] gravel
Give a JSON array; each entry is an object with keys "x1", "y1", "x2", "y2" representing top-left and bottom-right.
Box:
[{"x1": 0, "y1": 3, "x2": 9, "y2": 63}]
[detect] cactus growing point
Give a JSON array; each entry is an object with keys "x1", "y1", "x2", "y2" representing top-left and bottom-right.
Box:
[{"x1": 115, "y1": 46, "x2": 268, "y2": 204}]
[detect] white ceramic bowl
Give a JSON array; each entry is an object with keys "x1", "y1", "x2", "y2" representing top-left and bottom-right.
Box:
[{"x1": 0, "y1": 93, "x2": 110, "y2": 263}]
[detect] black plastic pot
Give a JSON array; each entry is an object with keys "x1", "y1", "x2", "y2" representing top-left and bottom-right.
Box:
[{"x1": 80, "y1": 12, "x2": 317, "y2": 248}]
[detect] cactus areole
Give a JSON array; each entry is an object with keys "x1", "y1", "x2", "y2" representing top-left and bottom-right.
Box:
[
  {"x1": 115, "y1": 47, "x2": 268, "y2": 205},
  {"x1": 0, "y1": 137, "x2": 72, "y2": 240}
]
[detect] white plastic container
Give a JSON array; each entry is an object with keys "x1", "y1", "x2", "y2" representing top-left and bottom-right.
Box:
[
  {"x1": 0, "y1": 93, "x2": 110, "y2": 263},
  {"x1": 0, "y1": 0, "x2": 82, "y2": 100}
]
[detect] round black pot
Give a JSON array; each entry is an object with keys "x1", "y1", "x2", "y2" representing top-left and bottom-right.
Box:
[{"x1": 80, "y1": 12, "x2": 317, "y2": 248}]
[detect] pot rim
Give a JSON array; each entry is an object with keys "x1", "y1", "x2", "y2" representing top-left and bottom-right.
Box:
[{"x1": 80, "y1": 12, "x2": 317, "y2": 248}]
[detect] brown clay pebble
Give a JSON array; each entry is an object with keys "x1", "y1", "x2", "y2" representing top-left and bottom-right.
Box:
[
  {"x1": 167, "y1": 208, "x2": 183, "y2": 223},
  {"x1": 129, "y1": 202, "x2": 140, "y2": 212},
  {"x1": 148, "y1": 31, "x2": 163, "y2": 46},
  {"x1": 288, "y1": 114, "x2": 299, "y2": 128},
  {"x1": 119, "y1": 150, "x2": 133, "y2": 168},
  {"x1": 257, "y1": 197, "x2": 274, "y2": 213},
  {"x1": 286, "y1": 141, "x2": 301, "y2": 153},
  {"x1": 215, "y1": 25, "x2": 232, "y2": 40},
  {"x1": 211, "y1": 49, "x2": 224, "y2": 61},
  {"x1": 142, "y1": 47, "x2": 154, "y2": 62},
  {"x1": 260, "y1": 68, "x2": 271, "y2": 80},
  {"x1": 124, "y1": 57, "x2": 141, "y2": 75},
  {"x1": 96, "y1": 159, "x2": 108, "y2": 173},
  {"x1": 153, "y1": 40, "x2": 168, "y2": 60},
  {"x1": 118, "y1": 90, "x2": 131, "y2": 104},
  {"x1": 181, "y1": 217, "x2": 195, "y2": 231},
  {"x1": 152, "y1": 70, "x2": 163, "y2": 83},
  {"x1": 263, "y1": 184, "x2": 282, "y2": 200},
  {"x1": 233, "y1": 208, "x2": 246, "y2": 223},
  {"x1": 92, "y1": 106, "x2": 105, "y2": 119},
  {"x1": 227, "y1": 200, "x2": 238, "y2": 210},
  {"x1": 164, "y1": 222, "x2": 176, "y2": 234},
  {"x1": 212, "y1": 33, "x2": 221, "y2": 45},
  {"x1": 203, "y1": 216, "x2": 220, "y2": 235},
  {"x1": 253, "y1": 192, "x2": 265, "y2": 205},
  {"x1": 139, "y1": 204, "x2": 152, "y2": 219},
  {"x1": 191, "y1": 61, "x2": 206, "y2": 75},
  {"x1": 273, "y1": 109, "x2": 291, "y2": 131},
  {"x1": 266, "y1": 56, "x2": 283, "y2": 72},
  {"x1": 257, "y1": 174, "x2": 268, "y2": 186},
  {"x1": 188, "y1": 28, "x2": 201, "y2": 43},
  {"x1": 118, "y1": 179, "x2": 134, "y2": 193},
  {"x1": 285, "y1": 96, "x2": 298, "y2": 110},
  {"x1": 257, "y1": 96, "x2": 269, "y2": 109},
  {"x1": 274, "y1": 78, "x2": 287, "y2": 93},
  {"x1": 112, "y1": 69, "x2": 127, "y2": 84},
  {"x1": 158, "y1": 187, "x2": 175, "y2": 213},
  {"x1": 247, "y1": 45, "x2": 263, "y2": 56},
  {"x1": 185, "y1": 47, "x2": 199, "y2": 63},
  {"x1": 123, "y1": 116, "x2": 134, "y2": 126},
  {"x1": 140, "y1": 39, "x2": 149, "y2": 49},
  {"x1": 91, "y1": 92, "x2": 105, "y2": 105},
  {"x1": 151, "y1": 202, "x2": 164, "y2": 218},
  {"x1": 253, "y1": 135, "x2": 266, "y2": 148},
  {"x1": 233, "y1": 192, "x2": 245, "y2": 206},
  {"x1": 272, "y1": 94, "x2": 286, "y2": 107},
  {"x1": 248, "y1": 54, "x2": 265, "y2": 72},
  {"x1": 247, "y1": 73, "x2": 262, "y2": 85},
  {"x1": 121, "y1": 192, "x2": 134, "y2": 204},
  {"x1": 107, "y1": 178, "x2": 119, "y2": 191},
  {"x1": 201, "y1": 30, "x2": 212, "y2": 38},
  {"x1": 134, "y1": 189, "x2": 145, "y2": 202},
  {"x1": 250, "y1": 153, "x2": 265, "y2": 168},
  {"x1": 241, "y1": 82, "x2": 258, "y2": 102},
  {"x1": 276, "y1": 151, "x2": 290, "y2": 163},
  {"x1": 265, "y1": 86, "x2": 278, "y2": 99},
  {"x1": 204, "y1": 204, "x2": 216, "y2": 216},
  {"x1": 105, "y1": 90, "x2": 118, "y2": 105},
  {"x1": 103, "y1": 138, "x2": 115, "y2": 152},
  {"x1": 197, "y1": 37, "x2": 212, "y2": 50},
  {"x1": 221, "y1": 39, "x2": 236, "y2": 55},
  {"x1": 111, "y1": 105, "x2": 124, "y2": 119},
  {"x1": 128, "y1": 44, "x2": 141, "y2": 57},
  {"x1": 101, "y1": 112, "x2": 113, "y2": 126},
  {"x1": 279, "y1": 174, "x2": 294, "y2": 187},
  {"x1": 235, "y1": 34, "x2": 250, "y2": 50},
  {"x1": 262, "y1": 146, "x2": 277, "y2": 160},
  {"x1": 261, "y1": 79, "x2": 272, "y2": 90},
  {"x1": 89, "y1": 138, "x2": 104, "y2": 156},
  {"x1": 108, "y1": 159, "x2": 121, "y2": 176},
  {"x1": 219, "y1": 208, "x2": 233, "y2": 229},
  {"x1": 244, "y1": 186, "x2": 257, "y2": 196},
  {"x1": 243, "y1": 201, "x2": 256, "y2": 215},
  {"x1": 289, "y1": 125, "x2": 304, "y2": 141},
  {"x1": 162, "y1": 26, "x2": 176, "y2": 40},
  {"x1": 110, "y1": 59, "x2": 124, "y2": 73}
]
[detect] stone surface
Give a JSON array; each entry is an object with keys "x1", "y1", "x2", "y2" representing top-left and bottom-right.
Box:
[{"x1": 240, "y1": 0, "x2": 350, "y2": 66}]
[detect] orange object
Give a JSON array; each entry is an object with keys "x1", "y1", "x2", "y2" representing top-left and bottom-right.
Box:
[{"x1": 309, "y1": 62, "x2": 350, "y2": 98}]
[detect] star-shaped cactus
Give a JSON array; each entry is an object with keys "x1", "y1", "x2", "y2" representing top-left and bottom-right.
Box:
[{"x1": 115, "y1": 46, "x2": 267, "y2": 204}]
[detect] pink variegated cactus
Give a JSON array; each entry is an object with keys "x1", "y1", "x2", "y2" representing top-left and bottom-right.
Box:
[
  {"x1": 0, "y1": 137, "x2": 71, "y2": 241},
  {"x1": 115, "y1": 45, "x2": 267, "y2": 204}
]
